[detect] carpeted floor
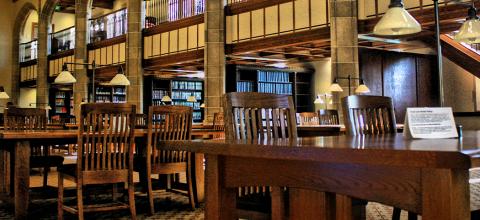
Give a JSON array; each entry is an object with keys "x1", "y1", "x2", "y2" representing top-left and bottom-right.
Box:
[{"x1": 2, "y1": 167, "x2": 480, "y2": 219}]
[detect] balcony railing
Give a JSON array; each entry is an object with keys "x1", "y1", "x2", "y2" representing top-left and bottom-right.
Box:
[
  {"x1": 19, "y1": 40, "x2": 38, "y2": 62},
  {"x1": 360, "y1": 0, "x2": 449, "y2": 19},
  {"x1": 50, "y1": 26, "x2": 75, "y2": 54},
  {"x1": 226, "y1": 0, "x2": 248, "y2": 5},
  {"x1": 89, "y1": 8, "x2": 128, "y2": 43},
  {"x1": 143, "y1": 0, "x2": 205, "y2": 28}
]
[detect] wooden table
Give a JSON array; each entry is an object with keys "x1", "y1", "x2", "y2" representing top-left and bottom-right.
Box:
[
  {"x1": 297, "y1": 125, "x2": 343, "y2": 137},
  {"x1": 160, "y1": 132, "x2": 480, "y2": 220},
  {"x1": 0, "y1": 129, "x2": 206, "y2": 219}
]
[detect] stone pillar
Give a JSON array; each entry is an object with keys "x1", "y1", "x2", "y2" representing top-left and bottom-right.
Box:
[
  {"x1": 127, "y1": 0, "x2": 144, "y2": 113},
  {"x1": 330, "y1": 0, "x2": 359, "y2": 117},
  {"x1": 204, "y1": 0, "x2": 226, "y2": 122},
  {"x1": 36, "y1": 7, "x2": 50, "y2": 108},
  {"x1": 73, "y1": 0, "x2": 90, "y2": 120}
]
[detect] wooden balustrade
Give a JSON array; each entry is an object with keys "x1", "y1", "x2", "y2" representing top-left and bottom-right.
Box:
[{"x1": 144, "y1": 0, "x2": 205, "y2": 28}]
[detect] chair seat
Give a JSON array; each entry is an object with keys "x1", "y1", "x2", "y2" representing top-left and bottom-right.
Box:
[
  {"x1": 58, "y1": 163, "x2": 77, "y2": 178},
  {"x1": 133, "y1": 156, "x2": 187, "y2": 174},
  {"x1": 30, "y1": 155, "x2": 64, "y2": 168}
]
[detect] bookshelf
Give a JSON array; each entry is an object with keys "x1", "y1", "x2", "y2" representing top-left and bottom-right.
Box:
[
  {"x1": 94, "y1": 86, "x2": 127, "y2": 103},
  {"x1": 226, "y1": 65, "x2": 313, "y2": 112},
  {"x1": 49, "y1": 88, "x2": 74, "y2": 117},
  {"x1": 145, "y1": 77, "x2": 204, "y2": 122}
]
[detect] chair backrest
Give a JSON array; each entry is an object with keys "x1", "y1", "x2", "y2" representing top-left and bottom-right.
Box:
[
  {"x1": 342, "y1": 95, "x2": 396, "y2": 135},
  {"x1": 318, "y1": 109, "x2": 340, "y2": 125},
  {"x1": 135, "y1": 113, "x2": 147, "y2": 128},
  {"x1": 213, "y1": 112, "x2": 225, "y2": 139},
  {"x1": 223, "y1": 92, "x2": 297, "y2": 140},
  {"x1": 4, "y1": 107, "x2": 47, "y2": 131},
  {"x1": 297, "y1": 112, "x2": 319, "y2": 125},
  {"x1": 77, "y1": 103, "x2": 136, "y2": 172},
  {"x1": 147, "y1": 105, "x2": 192, "y2": 165}
]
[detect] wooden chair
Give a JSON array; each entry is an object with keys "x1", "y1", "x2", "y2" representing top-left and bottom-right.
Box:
[
  {"x1": 135, "y1": 113, "x2": 147, "y2": 128},
  {"x1": 223, "y1": 92, "x2": 297, "y2": 219},
  {"x1": 57, "y1": 103, "x2": 137, "y2": 220},
  {"x1": 342, "y1": 95, "x2": 413, "y2": 220},
  {"x1": 4, "y1": 107, "x2": 64, "y2": 188},
  {"x1": 297, "y1": 112, "x2": 319, "y2": 125},
  {"x1": 342, "y1": 95, "x2": 396, "y2": 136},
  {"x1": 134, "y1": 105, "x2": 196, "y2": 215},
  {"x1": 318, "y1": 109, "x2": 340, "y2": 125},
  {"x1": 212, "y1": 112, "x2": 225, "y2": 139}
]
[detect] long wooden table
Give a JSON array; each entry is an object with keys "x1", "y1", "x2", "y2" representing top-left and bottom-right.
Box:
[
  {"x1": 160, "y1": 132, "x2": 480, "y2": 220},
  {"x1": 0, "y1": 129, "x2": 214, "y2": 219}
]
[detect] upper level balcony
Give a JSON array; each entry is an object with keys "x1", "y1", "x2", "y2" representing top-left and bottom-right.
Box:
[
  {"x1": 50, "y1": 26, "x2": 75, "y2": 55},
  {"x1": 89, "y1": 8, "x2": 127, "y2": 43},
  {"x1": 19, "y1": 40, "x2": 38, "y2": 63},
  {"x1": 143, "y1": 0, "x2": 205, "y2": 29}
]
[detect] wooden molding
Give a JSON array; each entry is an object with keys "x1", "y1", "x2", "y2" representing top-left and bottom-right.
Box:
[
  {"x1": 143, "y1": 49, "x2": 204, "y2": 69},
  {"x1": 228, "y1": 28, "x2": 330, "y2": 54},
  {"x1": 226, "y1": 0, "x2": 294, "y2": 15},
  {"x1": 439, "y1": 34, "x2": 480, "y2": 78},
  {"x1": 87, "y1": 35, "x2": 126, "y2": 50},
  {"x1": 143, "y1": 15, "x2": 204, "y2": 37},
  {"x1": 19, "y1": 59, "x2": 38, "y2": 67},
  {"x1": 47, "y1": 49, "x2": 74, "y2": 60},
  {"x1": 19, "y1": 79, "x2": 36, "y2": 88}
]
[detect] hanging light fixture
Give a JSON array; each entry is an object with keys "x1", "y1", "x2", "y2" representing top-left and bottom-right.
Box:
[
  {"x1": 0, "y1": 86, "x2": 10, "y2": 99},
  {"x1": 328, "y1": 78, "x2": 344, "y2": 92},
  {"x1": 454, "y1": 2, "x2": 480, "y2": 43},
  {"x1": 187, "y1": 95, "x2": 197, "y2": 103},
  {"x1": 54, "y1": 64, "x2": 77, "y2": 84},
  {"x1": 200, "y1": 103, "x2": 206, "y2": 108},
  {"x1": 373, "y1": 0, "x2": 422, "y2": 36},
  {"x1": 161, "y1": 95, "x2": 172, "y2": 102},
  {"x1": 109, "y1": 66, "x2": 130, "y2": 86},
  {"x1": 355, "y1": 79, "x2": 371, "y2": 94},
  {"x1": 314, "y1": 94, "x2": 325, "y2": 104}
]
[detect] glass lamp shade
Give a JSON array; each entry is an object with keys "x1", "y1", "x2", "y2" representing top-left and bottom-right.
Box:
[
  {"x1": 45, "y1": 106, "x2": 52, "y2": 110},
  {"x1": 200, "y1": 103, "x2": 206, "y2": 108},
  {"x1": 187, "y1": 95, "x2": 197, "y2": 102},
  {"x1": 161, "y1": 95, "x2": 172, "y2": 102},
  {"x1": 355, "y1": 84, "x2": 371, "y2": 94},
  {"x1": 314, "y1": 95, "x2": 324, "y2": 104},
  {"x1": 454, "y1": 18, "x2": 480, "y2": 43},
  {"x1": 109, "y1": 73, "x2": 130, "y2": 86},
  {"x1": 54, "y1": 70, "x2": 77, "y2": 84},
  {"x1": 329, "y1": 83, "x2": 344, "y2": 92},
  {"x1": 0, "y1": 89, "x2": 9, "y2": 99},
  {"x1": 373, "y1": 7, "x2": 421, "y2": 36}
]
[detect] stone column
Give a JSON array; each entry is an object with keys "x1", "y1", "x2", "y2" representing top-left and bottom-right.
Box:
[
  {"x1": 36, "y1": 7, "x2": 50, "y2": 108},
  {"x1": 127, "y1": 0, "x2": 144, "y2": 113},
  {"x1": 73, "y1": 0, "x2": 90, "y2": 120},
  {"x1": 330, "y1": 0, "x2": 359, "y2": 118},
  {"x1": 204, "y1": 0, "x2": 226, "y2": 122}
]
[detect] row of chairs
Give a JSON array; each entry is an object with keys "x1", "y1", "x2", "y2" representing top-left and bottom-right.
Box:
[
  {"x1": 297, "y1": 110, "x2": 340, "y2": 125},
  {"x1": 2, "y1": 105, "x2": 198, "y2": 220}
]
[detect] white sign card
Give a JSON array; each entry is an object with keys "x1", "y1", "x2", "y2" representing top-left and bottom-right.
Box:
[{"x1": 403, "y1": 107, "x2": 458, "y2": 139}]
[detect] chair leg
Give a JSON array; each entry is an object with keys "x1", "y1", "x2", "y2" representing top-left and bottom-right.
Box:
[
  {"x1": 147, "y1": 170, "x2": 155, "y2": 215},
  {"x1": 77, "y1": 183, "x2": 84, "y2": 220},
  {"x1": 187, "y1": 156, "x2": 196, "y2": 209},
  {"x1": 408, "y1": 212, "x2": 418, "y2": 220},
  {"x1": 392, "y1": 207, "x2": 401, "y2": 220},
  {"x1": 128, "y1": 181, "x2": 137, "y2": 220},
  {"x1": 58, "y1": 172, "x2": 64, "y2": 220},
  {"x1": 43, "y1": 167, "x2": 48, "y2": 188}
]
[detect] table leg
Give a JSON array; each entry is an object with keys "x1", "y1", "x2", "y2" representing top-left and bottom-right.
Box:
[
  {"x1": 14, "y1": 141, "x2": 30, "y2": 220},
  {"x1": 336, "y1": 194, "x2": 353, "y2": 220},
  {"x1": 194, "y1": 153, "x2": 204, "y2": 203},
  {"x1": 289, "y1": 188, "x2": 335, "y2": 220},
  {"x1": 205, "y1": 155, "x2": 236, "y2": 220},
  {"x1": 421, "y1": 168, "x2": 469, "y2": 220},
  {"x1": 0, "y1": 149, "x2": 5, "y2": 193}
]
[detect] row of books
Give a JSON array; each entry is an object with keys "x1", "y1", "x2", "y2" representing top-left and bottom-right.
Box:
[
  {"x1": 172, "y1": 101, "x2": 202, "y2": 110},
  {"x1": 152, "y1": 89, "x2": 168, "y2": 100},
  {"x1": 258, "y1": 71, "x2": 290, "y2": 83},
  {"x1": 172, "y1": 80, "x2": 202, "y2": 90},
  {"x1": 172, "y1": 91, "x2": 202, "y2": 100},
  {"x1": 113, "y1": 87, "x2": 126, "y2": 95},
  {"x1": 192, "y1": 112, "x2": 202, "y2": 121},
  {"x1": 237, "y1": 81, "x2": 254, "y2": 92},
  {"x1": 55, "y1": 107, "x2": 68, "y2": 114},
  {"x1": 55, "y1": 92, "x2": 67, "y2": 98},
  {"x1": 258, "y1": 82, "x2": 293, "y2": 95}
]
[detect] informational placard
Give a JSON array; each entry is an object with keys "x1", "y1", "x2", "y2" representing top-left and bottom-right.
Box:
[{"x1": 403, "y1": 107, "x2": 458, "y2": 139}]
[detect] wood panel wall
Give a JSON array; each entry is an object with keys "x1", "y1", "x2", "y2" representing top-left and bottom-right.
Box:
[{"x1": 359, "y1": 49, "x2": 440, "y2": 122}]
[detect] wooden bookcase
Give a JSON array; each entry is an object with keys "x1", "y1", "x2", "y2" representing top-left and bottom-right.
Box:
[
  {"x1": 49, "y1": 88, "x2": 74, "y2": 117},
  {"x1": 144, "y1": 76, "x2": 204, "y2": 122},
  {"x1": 94, "y1": 85, "x2": 127, "y2": 103},
  {"x1": 226, "y1": 65, "x2": 313, "y2": 112}
]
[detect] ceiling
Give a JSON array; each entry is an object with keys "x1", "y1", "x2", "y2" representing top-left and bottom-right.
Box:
[{"x1": 55, "y1": 0, "x2": 115, "y2": 14}]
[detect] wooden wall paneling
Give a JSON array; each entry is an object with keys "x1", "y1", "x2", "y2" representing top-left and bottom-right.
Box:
[
  {"x1": 101, "y1": 47, "x2": 108, "y2": 65},
  {"x1": 179, "y1": 27, "x2": 188, "y2": 51},
  {"x1": 144, "y1": 36, "x2": 152, "y2": 58},
  {"x1": 416, "y1": 56, "x2": 440, "y2": 107},
  {"x1": 295, "y1": 0, "x2": 309, "y2": 30},
  {"x1": 152, "y1": 34, "x2": 161, "y2": 56},
  {"x1": 89, "y1": 50, "x2": 94, "y2": 64},
  {"x1": 198, "y1": 24, "x2": 205, "y2": 47},
  {"x1": 251, "y1": 9, "x2": 264, "y2": 38},
  {"x1": 188, "y1": 25, "x2": 198, "y2": 49},
  {"x1": 359, "y1": 50, "x2": 383, "y2": 96},
  {"x1": 382, "y1": 53, "x2": 417, "y2": 123},
  {"x1": 238, "y1": 12, "x2": 250, "y2": 41},
  {"x1": 170, "y1": 30, "x2": 178, "y2": 53},
  {"x1": 279, "y1": 2, "x2": 293, "y2": 33},
  {"x1": 226, "y1": 16, "x2": 234, "y2": 43},
  {"x1": 33, "y1": 65, "x2": 37, "y2": 79},
  {"x1": 161, "y1": 33, "x2": 169, "y2": 55},
  {"x1": 265, "y1": 6, "x2": 278, "y2": 36},
  {"x1": 119, "y1": 43, "x2": 126, "y2": 63},
  {"x1": 113, "y1": 44, "x2": 120, "y2": 64}
]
